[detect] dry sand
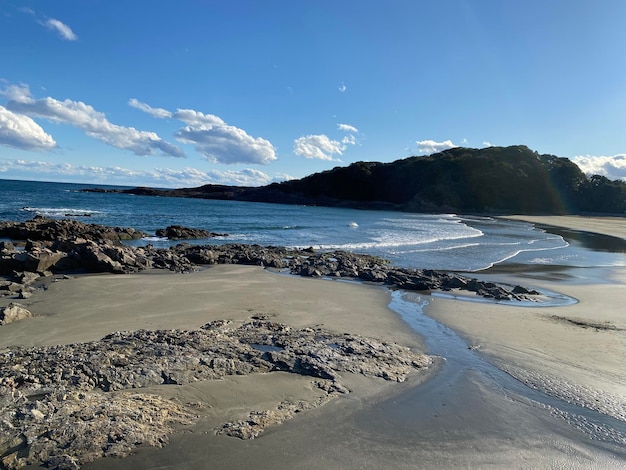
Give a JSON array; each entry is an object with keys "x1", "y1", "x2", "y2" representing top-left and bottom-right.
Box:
[
  {"x1": 2, "y1": 215, "x2": 626, "y2": 468},
  {"x1": 0, "y1": 265, "x2": 419, "y2": 350}
]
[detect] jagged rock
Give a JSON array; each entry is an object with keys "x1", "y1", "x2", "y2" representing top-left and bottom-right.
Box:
[
  {"x1": 0, "y1": 391, "x2": 195, "y2": 470},
  {"x1": 512, "y1": 285, "x2": 541, "y2": 296},
  {"x1": 0, "y1": 280, "x2": 21, "y2": 293},
  {"x1": 13, "y1": 247, "x2": 67, "y2": 273},
  {"x1": 155, "y1": 225, "x2": 227, "y2": 240},
  {"x1": 14, "y1": 271, "x2": 41, "y2": 285},
  {"x1": 0, "y1": 303, "x2": 33, "y2": 325},
  {"x1": 0, "y1": 216, "x2": 147, "y2": 242}
]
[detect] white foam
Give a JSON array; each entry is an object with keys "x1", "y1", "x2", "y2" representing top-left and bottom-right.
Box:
[{"x1": 21, "y1": 207, "x2": 101, "y2": 217}]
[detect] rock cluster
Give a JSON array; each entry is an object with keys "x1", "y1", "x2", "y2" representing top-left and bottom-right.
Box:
[
  {"x1": 0, "y1": 215, "x2": 147, "y2": 242},
  {"x1": 172, "y1": 244, "x2": 541, "y2": 301},
  {"x1": 0, "y1": 317, "x2": 431, "y2": 468},
  {"x1": 0, "y1": 217, "x2": 541, "y2": 302}
]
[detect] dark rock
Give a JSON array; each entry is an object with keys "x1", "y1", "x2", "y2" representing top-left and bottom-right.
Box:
[
  {"x1": 155, "y1": 225, "x2": 227, "y2": 240},
  {"x1": 0, "y1": 216, "x2": 148, "y2": 242},
  {"x1": 512, "y1": 285, "x2": 542, "y2": 296}
]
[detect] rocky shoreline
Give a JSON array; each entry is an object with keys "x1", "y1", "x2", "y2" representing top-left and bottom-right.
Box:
[
  {"x1": 1, "y1": 216, "x2": 540, "y2": 303},
  {"x1": 0, "y1": 216, "x2": 540, "y2": 469}
]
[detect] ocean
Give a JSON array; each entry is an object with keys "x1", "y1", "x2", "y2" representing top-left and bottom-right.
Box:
[{"x1": 0, "y1": 178, "x2": 622, "y2": 272}]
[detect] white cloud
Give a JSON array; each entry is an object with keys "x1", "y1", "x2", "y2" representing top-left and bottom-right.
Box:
[
  {"x1": 172, "y1": 109, "x2": 226, "y2": 127},
  {"x1": 128, "y1": 98, "x2": 172, "y2": 119},
  {"x1": 294, "y1": 123, "x2": 360, "y2": 161},
  {"x1": 293, "y1": 134, "x2": 346, "y2": 161},
  {"x1": 342, "y1": 135, "x2": 356, "y2": 145},
  {"x1": 175, "y1": 124, "x2": 276, "y2": 165},
  {"x1": 206, "y1": 168, "x2": 273, "y2": 186},
  {"x1": 5, "y1": 85, "x2": 184, "y2": 158},
  {"x1": 2, "y1": 84, "x2": 34, "y2": 102},
  {"x1": 416, "y1": 139, "x2": 458, "y2": 154},
  {"x1": 44, "y1": 18, "x2": 77, "y2": 41},
  {"x1": 130, "y1": 100, "x2": 277, "y2": 165},
  {"x1": 338, "y1": 83, "x2": 347, "y2": 93},
  {"x1": 571, "y1": 155, "x2": 626, "y2": 181},
  {"x1": 0, "y1": 105, "x2": 56, "y2": 151},
  {"x1": 338, "y1": 123, "x2": 358, "y2": 133},
  {"x1": 483, "y1": 141, "x2": 493, "y2": 147},
  {"x1": 273, "y1": 172, "x2": 296, "y2": 182}
]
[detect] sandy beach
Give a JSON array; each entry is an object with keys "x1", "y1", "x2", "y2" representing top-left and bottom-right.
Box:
[
  {"x1": 1, "y1": 216, "x2": 625, "y2": 468},
  {"x1": 504, "y1": 214, "x2": 626, "y2": 239}
]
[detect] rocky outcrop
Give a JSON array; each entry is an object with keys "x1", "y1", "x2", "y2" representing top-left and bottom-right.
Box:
[
  {"x1": 171, "y1": 244, "x2": 541, "y2": 301},
  {"x1": 0, "y1": 219, "x2": 541, "y2": 301},
  {"x1": 0, "y1": 317, "x2": 431, "y2": 468},
  {"x1": 155, "y1": 225, "x2": 227, "y2": 240},
  {"x1": 0, "y1": 215, "x2": 147, "y2": 241}
]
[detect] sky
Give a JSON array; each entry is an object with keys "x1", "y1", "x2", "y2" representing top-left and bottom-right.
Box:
[{"x1": 1, "y1": 0, "x2": 626, "y2": 188}]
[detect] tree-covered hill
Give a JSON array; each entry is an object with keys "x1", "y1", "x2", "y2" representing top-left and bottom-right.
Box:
[{"x1": 94, "y1": 145, "x2": 626, "y2": 215}]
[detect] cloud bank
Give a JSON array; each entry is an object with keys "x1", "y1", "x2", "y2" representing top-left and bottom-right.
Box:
[
  {"x1": 0, "y1": 159, "x2": 282, "y2": 187},
  {"x1": 130, "y1": 99, "x2": 277, "y2": 165},
  {"x1": 4, "y1": 85, "x2": 184, "y2": 157},
  {"x1": 572, "y1": 154, "x2": 626, "y2": 181}
]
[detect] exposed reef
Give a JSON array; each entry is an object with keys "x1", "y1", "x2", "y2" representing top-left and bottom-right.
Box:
[{"x1": 0, "y1": 318, "x2": 431, "y2": 468}]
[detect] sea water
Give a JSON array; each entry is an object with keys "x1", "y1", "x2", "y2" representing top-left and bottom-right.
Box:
[{"x1": 0, "y1": 178, "x2": 621, "y2": 272}]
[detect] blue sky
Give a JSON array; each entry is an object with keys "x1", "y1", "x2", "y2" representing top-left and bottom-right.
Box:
[{"x1": 1, "y1": 0, "x2": 625, "y2": 187}]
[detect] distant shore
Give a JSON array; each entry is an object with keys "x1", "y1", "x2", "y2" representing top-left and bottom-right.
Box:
[{"x1": 1, "y1": 215, "x2": 625, "y2": 468}]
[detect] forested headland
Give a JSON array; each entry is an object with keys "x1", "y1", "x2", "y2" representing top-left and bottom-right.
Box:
[{"x1": 88, "y1": 146, "x2": 626, "y2": 215}]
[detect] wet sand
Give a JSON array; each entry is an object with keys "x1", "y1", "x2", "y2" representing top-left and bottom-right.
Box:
[{"x1": 2, "y1": 216, "x2": 626, "y2": 468}]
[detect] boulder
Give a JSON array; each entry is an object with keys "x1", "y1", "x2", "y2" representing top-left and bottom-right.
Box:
[
  {"x1": 0, "y1": 303, "x2": 33, "y2": 325},
  {"x1": 13, "y1": 248, "x2": 67, "y2": 273}
]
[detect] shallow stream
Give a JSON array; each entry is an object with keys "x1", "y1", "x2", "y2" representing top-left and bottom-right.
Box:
[{"x1": 389, "y1": 289, "x2": 626, "y2": 449}]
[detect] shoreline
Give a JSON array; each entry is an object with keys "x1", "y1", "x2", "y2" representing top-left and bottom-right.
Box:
[
  {"x1": 501, "y1": 214, "x2": 626, "y2": 239},
  {"x1": 1, "y1": 215, "x2": 625, "y2": 468}
]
